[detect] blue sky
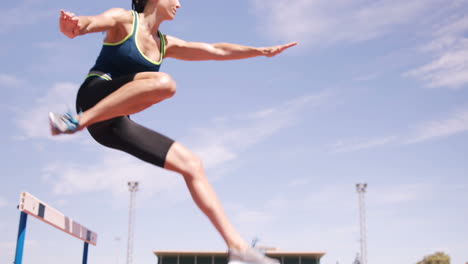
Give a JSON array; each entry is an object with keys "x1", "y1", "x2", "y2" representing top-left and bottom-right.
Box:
[{"x1": 1, "y1": 0, "x2": 468, "y2": 264}]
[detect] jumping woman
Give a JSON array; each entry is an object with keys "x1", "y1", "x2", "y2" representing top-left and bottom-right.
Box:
[{"x1": 49, "y1": 0, "x2": 296, "y2": 263}]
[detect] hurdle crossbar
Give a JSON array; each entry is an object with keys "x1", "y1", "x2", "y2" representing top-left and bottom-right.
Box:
[
  {"x1": 18, "y1": 192, "x2": 98, "y2": 245},
  {"x1": 14, "y1": 192, "x2": 98, "y2": 264}
]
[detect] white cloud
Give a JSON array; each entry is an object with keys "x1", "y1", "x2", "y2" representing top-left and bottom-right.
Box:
[
  {"x1": 16, "y1": 82, "x2": 79, "y2": 139},
  {"x1": 406, "y1": 109, "x2": 468, "y2": 144},
  {"x1": 251, "y1": 0, "x2": 468, "y2": 89},
  {"x1": 250, "y1": 0, "x2": 432, "y2": 46},
  {"x1": 330, "y1": 108, "x2": 468, "y2": 152},
  {"x1": 188, "y1": 93, "x2": 333, "y2": 168},
  {"x1": 435, "y1": 13, "x2": 468, "y2": 38},
  {"x1": 331, "y1": 136, "x2": 398, "y2": 153},
  {"x1": 407, "y1": 38, "x2": 468, "y2": 89},
  {"x1": 42, "y1": 149, "x2": 183, "y2": 201},
  {"x1": 406, "y1": 11, "x2": 468, "y2": 89}
]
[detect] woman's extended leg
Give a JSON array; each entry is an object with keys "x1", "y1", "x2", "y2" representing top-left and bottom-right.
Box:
[
  {"x1": 164, "y1": 142, "x2": 248, "y2": 250},
  {"x1": 164, "y1": 143, "x2": 280, "y2": 264},
  {"x1": 85, "y1": 115, "x2": 247, "y2": 249}
]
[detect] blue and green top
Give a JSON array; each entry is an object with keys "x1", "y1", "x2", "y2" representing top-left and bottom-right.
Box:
[{"x1": 87, "y1": 10, "x2": 166, "y2": 80}]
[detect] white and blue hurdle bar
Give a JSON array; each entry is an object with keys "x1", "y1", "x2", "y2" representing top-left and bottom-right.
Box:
[{"x1": 14, "y1": 192, "x2": 98, "y2": 264}]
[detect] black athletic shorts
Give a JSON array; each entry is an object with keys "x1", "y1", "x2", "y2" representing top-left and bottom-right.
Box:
[{"x1": 76, "y1": 74, "x2": 175, "y2": 168}]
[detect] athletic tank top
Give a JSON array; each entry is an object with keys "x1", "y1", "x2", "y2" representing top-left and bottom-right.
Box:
[{"x1": 88, "y1": 10, "x2": 166, "y2": 80}]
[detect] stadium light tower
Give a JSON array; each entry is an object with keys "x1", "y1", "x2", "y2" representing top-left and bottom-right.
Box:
[
  {"x1": 127, "y1": 181, "x2": 139, "y2": 264},
  {"x1": 356, "y1": 183, "x2": 367, "y2": 264}
]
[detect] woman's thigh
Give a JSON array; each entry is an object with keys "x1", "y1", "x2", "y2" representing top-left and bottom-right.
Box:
[
  {"x1": 76, "y1": 74, "x2": 137, "y2": 113},
  {"x1": 87, "y1": 116, "x2": 175, "y2": 168}
]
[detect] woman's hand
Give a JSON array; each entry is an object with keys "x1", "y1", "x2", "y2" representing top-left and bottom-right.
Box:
[
  {"x1": 59, "y1": 10, "x2": 81, "y2": 39},
  {"x1": 261, "y1": 42, "x2": 298, "y2": 57}
]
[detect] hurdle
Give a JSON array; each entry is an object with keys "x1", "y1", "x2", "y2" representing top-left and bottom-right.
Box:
[{"x1": 14, "y1": 192, "x2": 98, "y2": 264}]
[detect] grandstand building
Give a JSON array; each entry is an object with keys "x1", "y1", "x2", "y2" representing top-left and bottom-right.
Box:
[{"x1": 154, "y1": 249, "x2": 325, "y2": 264}]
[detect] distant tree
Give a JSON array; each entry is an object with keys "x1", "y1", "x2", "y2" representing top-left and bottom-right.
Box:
[{"x1": 417, "y1": 252, "x2": 450, "y2": 264}]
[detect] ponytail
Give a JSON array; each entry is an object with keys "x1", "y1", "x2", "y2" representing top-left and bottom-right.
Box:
[{"x1": 131, "y1": 0, "x2": 147, "y2": 13}]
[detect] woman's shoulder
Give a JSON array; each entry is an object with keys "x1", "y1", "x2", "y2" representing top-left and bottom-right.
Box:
[{"x1": 101, "y1": 8, "x2": 133, "y2": 23}]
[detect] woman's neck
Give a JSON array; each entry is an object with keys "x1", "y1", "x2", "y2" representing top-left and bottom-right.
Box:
[{"x1": 141, "y1": 4, "x2": 163, "y2": 34}]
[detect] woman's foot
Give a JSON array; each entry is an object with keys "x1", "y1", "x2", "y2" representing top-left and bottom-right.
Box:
[
  {"x1": 228, "y1": 247, "x2": 280, "y2": 264},
  {"x1": 48, "y1": 112, "x2": 80, "y2": 135}
]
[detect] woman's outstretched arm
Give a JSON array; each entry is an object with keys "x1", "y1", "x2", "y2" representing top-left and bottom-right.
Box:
[
  {"x1": 164, "y1": 35, "x2": 297, "y2": 61},
  {"x1": 59, "y1": 8, "x2": 130, "y2": 39}
]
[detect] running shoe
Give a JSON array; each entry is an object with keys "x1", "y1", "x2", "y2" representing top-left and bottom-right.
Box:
[
  {"x1": 48, "y1": 112, "x2": 80, "y2": 135},
  {"x1": 228, "y1": 247, "x2": 280, "y2": 264}
]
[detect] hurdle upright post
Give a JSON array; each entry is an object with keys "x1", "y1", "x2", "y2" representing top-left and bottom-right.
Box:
[
  {"x1": 83, "y1": 241, "x2": 89, "y2": 264},
  {"x1": 14, "y1": 211, "x2": 28, "y2": 264}
]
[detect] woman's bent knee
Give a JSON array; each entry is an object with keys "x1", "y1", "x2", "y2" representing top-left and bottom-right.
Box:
[
  {"x1": 137, "y1": 72, "x2": 176, "y2": 99},
  {"x1": 157, "y1": 73, "x2": 176, "y2": 98}
]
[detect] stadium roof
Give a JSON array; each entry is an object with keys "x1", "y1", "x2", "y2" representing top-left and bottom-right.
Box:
[{"x1": 154, "y1": 250, "x2": 326, "y2": 258}]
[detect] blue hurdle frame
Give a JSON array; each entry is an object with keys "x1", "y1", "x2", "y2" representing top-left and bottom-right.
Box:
[
  {"x1": 14, "y1": 211, "x2": 91, "y2": 264},
  {"x1": 13, "y1": 192, "x2": 96, "y2": 264}
]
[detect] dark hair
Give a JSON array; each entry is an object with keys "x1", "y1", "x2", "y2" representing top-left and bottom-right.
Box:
[{"x1": 132, "y1": 0, "x2": 148, "y2": 13}]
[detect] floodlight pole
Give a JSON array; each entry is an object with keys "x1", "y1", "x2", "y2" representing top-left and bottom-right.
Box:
[
  {"x1": 127, "y1": 182, "x2": 139, "y2": 264},
  {"x1": 356, "y1": 183, "x2": 367, "y2": 264}
]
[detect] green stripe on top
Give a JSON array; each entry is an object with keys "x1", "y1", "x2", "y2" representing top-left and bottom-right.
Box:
[
  {"x1": 134, "y1": 12, "x2": 165, "y2": 65},
  {"x1": 159, "y1": 30, "x2": 166, "y2": 58},
  {"x1": 85, "y1": 73, "x2": 112, "y2": 81},
  {"x1": 103, "y1": 10, "x2": 136, "y2": 46}
]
